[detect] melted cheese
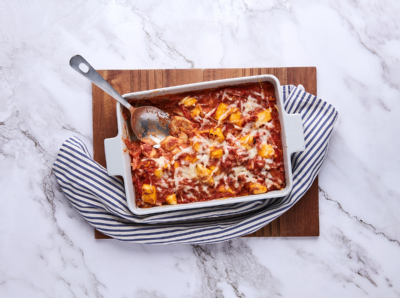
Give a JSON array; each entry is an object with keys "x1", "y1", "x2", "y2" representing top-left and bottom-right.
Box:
[
  {"x1": 204, "y1": 107, "x2": 217, "y2": 118},
  {"x1": 242, "y1": 96, "x2": 264, "y2": 117},
  {"x1": 131, "y1": 82, "x2": 285, "y2": 207},
  {"x1": 150, "y1": 156, "x2": 169, "y2": 169},
  {"x1": 173, "y1": 146, "x2": 194, "y2": 161},
  {"x1": 248, "y1": 147, "x2": 258, "y2": 159}
]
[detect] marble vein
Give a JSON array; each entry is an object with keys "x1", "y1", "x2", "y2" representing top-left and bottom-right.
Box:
[
  {"x1": 193, "y1": 240, "x2": 281, "y2": 297},
  {"x1": 319, "y1": 187, "x2": 400, "y2": 247}
]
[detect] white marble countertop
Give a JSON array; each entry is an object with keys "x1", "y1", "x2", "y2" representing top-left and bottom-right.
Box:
[{"x1": 1, "y1": 1, "x2": 399, "y2": 297}]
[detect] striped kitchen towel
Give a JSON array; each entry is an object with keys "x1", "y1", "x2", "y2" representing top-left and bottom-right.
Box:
[{"x1": 53, "y1": 85, "x2": 338, "y2": 244}]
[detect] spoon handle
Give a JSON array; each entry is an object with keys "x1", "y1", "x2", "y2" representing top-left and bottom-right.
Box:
[{"x1": 69, "y1": 55, "x2": 132, "y2": 110}]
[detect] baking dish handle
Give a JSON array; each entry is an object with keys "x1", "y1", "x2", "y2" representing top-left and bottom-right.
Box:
[
  {"x1": 285, "y1": 113, "x2": 305, "y2": 155},
  {"x1": 104, "y1": 136, "x2": 125, "y2": 176}
]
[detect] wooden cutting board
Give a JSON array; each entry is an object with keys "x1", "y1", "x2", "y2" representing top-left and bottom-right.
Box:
[{"x1": 92, "y1": 67, "x2": 319, "y2": 239}]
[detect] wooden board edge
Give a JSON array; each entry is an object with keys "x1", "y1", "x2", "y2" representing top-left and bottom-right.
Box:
[
  {"x1": 95, "y1": 229, "x2": 112, "y2": 239},
  {"x1": 93, "y1": 67, "x2": 319, "y2": 240}
]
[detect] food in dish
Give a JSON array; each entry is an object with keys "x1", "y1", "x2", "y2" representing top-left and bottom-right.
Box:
[{"x1": 123, "y1": 82, "x2": 285, "y2": 208}]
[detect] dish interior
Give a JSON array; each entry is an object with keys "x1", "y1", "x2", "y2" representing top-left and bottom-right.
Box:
[{"x1": 122, "y1": 82, "x2": 286, "y2": 209}]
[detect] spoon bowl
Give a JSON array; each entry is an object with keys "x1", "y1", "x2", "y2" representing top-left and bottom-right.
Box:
[
  {"x1": 129, "y1": 105, "x2": 170, "y2": 147},
  {"x1": 69, "y1": 55, "x2": 170, "y2": 145}
]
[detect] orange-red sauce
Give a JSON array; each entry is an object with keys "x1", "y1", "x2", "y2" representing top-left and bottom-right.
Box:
[{"x1": 123, "y1": 82, "x2": 285, "y2": 208}]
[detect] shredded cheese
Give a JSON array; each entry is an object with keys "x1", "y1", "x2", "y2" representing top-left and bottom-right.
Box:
[{"x1": 128, "y1": 82, "x2": 286, "y2": 208}]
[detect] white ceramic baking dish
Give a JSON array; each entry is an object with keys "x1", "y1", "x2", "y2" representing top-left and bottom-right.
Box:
[{"x1": 104, "y1": 75, "x2": 305, "y2": 215}]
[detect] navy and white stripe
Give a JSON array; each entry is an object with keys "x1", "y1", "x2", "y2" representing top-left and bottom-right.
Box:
[{"x1": 53, "y1": 85, "x2": 338, "y2": 244}]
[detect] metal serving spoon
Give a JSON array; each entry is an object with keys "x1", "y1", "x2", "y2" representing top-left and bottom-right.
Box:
[{"x1": 69, "y1": 55, "x2": 170, "y2": 146}]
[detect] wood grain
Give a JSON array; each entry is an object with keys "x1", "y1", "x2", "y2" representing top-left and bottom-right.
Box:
[
  {"x1": 92, "y1": 70, "x2": 131, "y2": 168},
  {"x1": 280, "y1": 67, "x2": 319, "y2": 237},
  {"x1": 93, "y1": 67, "x2": 319, "y2": 240}
]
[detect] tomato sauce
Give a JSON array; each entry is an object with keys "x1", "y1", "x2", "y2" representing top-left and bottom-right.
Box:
[{"x1": 123, "y1": 82, "x2": 286, "y2": 208}]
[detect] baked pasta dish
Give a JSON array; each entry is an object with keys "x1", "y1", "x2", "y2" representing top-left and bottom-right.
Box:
[{"x1": 123, "y1": 82, "x2": 285, "y2": 208}]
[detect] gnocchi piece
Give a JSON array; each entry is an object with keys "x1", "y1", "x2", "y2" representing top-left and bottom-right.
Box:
[
  {"x1": 255, "y1": 109, "x2": 272, "y2": 127},
  {"x1": 160, "y1": 136, "x2": 182, "y2": 152},
  {"x1": 215, "y1": 103, "x2": 228, "y2": 120},
  {"x1": 142, "y1": 184, "x2": 157, "y2": 204},
  {"x1": 171, "y1": 107, "x2": 184, "y2": 117},
  {"x1": 154, "y1": 168, "x2": 163, "y2": 178},
  {"x1": 170, "y1": 116, "x2": 198, "y2": 134},
  {"x1": 249, "y1": 183, "x2": 267, "y2": 194},
  {"x1": 210, "y1": 147, "x2": 224, "y2": 159},
  {"x1": 208, "y1": 165, "x2": 221, "y2": 174},
  {"x1": 180, "y1": 96, "x2": 197, "y2": 107},
  {"x1": 196, "y1": 164, "x2": 214, "y2": 186},
  {"x1": 229, "y1": 111, "x2": 242, "y2": 126},
  {"x1": 190, "y1": 104, "x2": 202, "y2": 118},
  {"x1": 239, "y1": 134, "x2": 255, "y2": 149},
  {"x1": 141, "y1": 138, "x2": 157, "y2": 146},
  {"x1": 171, "y1": 147, "x2": 181, "y2": 155},
  {"x1": 140, "y1": 143, "x2": 157, "y2": 158},
  {"x1": 192, "y1": 142, "x2": 201, "y2": 152},
  {"x1": 215, "y1": 103, "x2": 238, "y2": 122},
  {"x1": 165, "y1": 194, "x2": 177, "y2": 205},
  {"x1": 258, "y1": 144, "x2": 274, "y2": 158},
  {"x1": 178, "y1": 132, "x2": 188, "y2": 143},
  {"x1": 218, "y1": 185, "x2": 235, "y2": 194},
  {"x1": 184, "y1": 155, "x2": 198, "y2": 163},
  {"x1": 209, "y1": 128, "x2": 225, "y2": 143}
]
